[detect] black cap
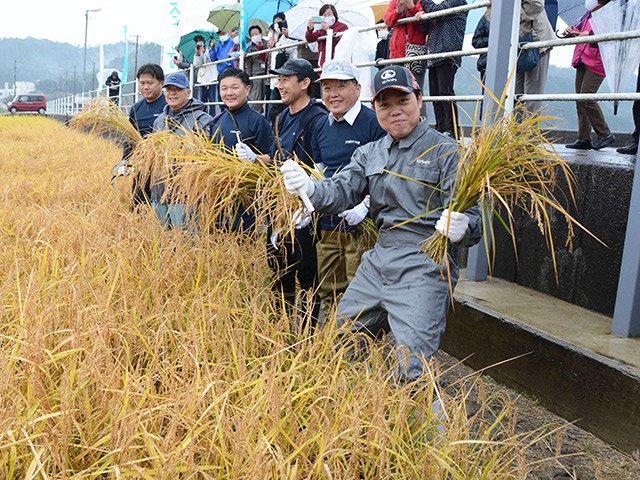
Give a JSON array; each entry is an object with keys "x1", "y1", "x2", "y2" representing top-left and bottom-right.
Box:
[
  {"x1": 270, "y1": 58, "x2": 317, "y2": 81},
  {"x1": 371, "y1": 65, "x2": 420, "y2": 102}
]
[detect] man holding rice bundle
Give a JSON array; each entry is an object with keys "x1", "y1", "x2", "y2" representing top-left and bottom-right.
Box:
[
  {"x1": 113, "y1": 64, "x2": 167, "y2": 207},
  {"x1": 281, "y1": 65, "x2": 482, "y2": 382},
  {"x1": 152, "y1": 72, "x2": 214, "y2": 230},
  {"x1": 256, "y1": 58, "x2": 328, "y2": 329},
  {"x1": 211, "y1": 68, "x2": 273, "y2": 232},
  {"x1": 310, "y1": 59, "x2": 386, "y2": 312}
]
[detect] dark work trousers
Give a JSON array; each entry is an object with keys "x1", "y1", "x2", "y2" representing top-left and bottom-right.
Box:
[
  {"x1": 633, "y1": 65, "x2": 640, "y2": 141},
  {"x1": 428, "y1": 62, "x2": 459, "y2": 136},
  {"x1": 267, "y1": 224, "x2": 321, "y2": 332},
  {"x1": 574, "y1": 64, "x2": 610, "y2": 140}
]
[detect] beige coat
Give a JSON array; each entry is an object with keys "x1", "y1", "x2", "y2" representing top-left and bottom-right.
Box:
[{"x1": 520, "y1": 0, "x2": 554, "y2": 43}]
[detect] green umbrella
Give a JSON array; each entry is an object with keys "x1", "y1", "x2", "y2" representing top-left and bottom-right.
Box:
[
  {"x1": 178, "y1": 29, "x2": 218, "y2": 63},
  {"x1": 207, "y1": 4, "x2": 269, "y2": 35}
]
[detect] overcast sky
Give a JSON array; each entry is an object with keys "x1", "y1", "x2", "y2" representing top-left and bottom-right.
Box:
[
  {"x1": 4, "y1": 0, "x2": 573, "y2": 67},
  {"x1": 4, "y1": 0, "x2": 219, "y2": 46}
]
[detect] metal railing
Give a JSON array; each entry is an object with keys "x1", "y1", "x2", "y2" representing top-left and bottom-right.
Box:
[{"x1": 46, "y1": 0, "x2": 640, "y2": 332}]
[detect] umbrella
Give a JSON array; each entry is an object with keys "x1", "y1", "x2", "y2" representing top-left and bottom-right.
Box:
[
  {"x1": 284, "y1": 0, "x2": 374, "y2": 42},
  {"x1": 207, "y1": 4, "x2": 269, "y2": 34},
  {"x1": 557, "y1": 0, "x2": 586, "y2": 27},
  {"x1": 244, "y1": 0, "x2": 299, "y2": 23},
  {"x1": 591, "y1": 0, "x2": 640, "y2": 114},
  {"x1": 178, "y1": 29, "x2": 218, "y2": 63},
  {"x1": 370, "y1": 1, "x2": 389, "y2": 22}
]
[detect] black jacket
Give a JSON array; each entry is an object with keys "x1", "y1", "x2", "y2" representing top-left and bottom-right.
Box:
[
  {"x1": 472, "y1": 13, "x2": 490, "y2": 74},
  {"x1": 420, "y1": 0, "x2": 468, "y2": 68}
]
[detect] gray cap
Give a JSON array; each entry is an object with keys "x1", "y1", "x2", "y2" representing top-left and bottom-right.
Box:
[{"x1": 317, "y1": 59, "x2": 359, "y2": 82}]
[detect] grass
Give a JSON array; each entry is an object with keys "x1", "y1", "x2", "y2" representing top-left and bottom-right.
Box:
[{"x1": 0, "y1": 116, "x2": 575, "y2": 478}]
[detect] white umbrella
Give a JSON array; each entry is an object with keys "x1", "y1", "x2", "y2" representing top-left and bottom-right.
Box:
[
  {"x1": 284, "y1": 0, "x2": 374, "y2": 42},
  {"x1": 591, "y1": 0, "x2": 640, "y2": 114}
]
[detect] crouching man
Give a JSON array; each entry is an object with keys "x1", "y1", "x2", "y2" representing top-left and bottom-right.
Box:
[{"x1": 281, "y1": 65, "x2": 482, "y2": 382}]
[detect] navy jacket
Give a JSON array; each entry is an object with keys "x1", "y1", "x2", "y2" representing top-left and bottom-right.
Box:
[{"x1": 211, "y1": 101, "x2": 273, "y2": 154}]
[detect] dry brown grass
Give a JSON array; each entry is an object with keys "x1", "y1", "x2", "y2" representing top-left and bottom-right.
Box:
[{"x1": 0, "y1": 116, "x2": 571, "y2": 478}]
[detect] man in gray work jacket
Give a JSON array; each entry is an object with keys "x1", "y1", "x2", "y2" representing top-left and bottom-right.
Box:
[{"x1": 280, "y1": 65, "x2": 482, "y2": 382}]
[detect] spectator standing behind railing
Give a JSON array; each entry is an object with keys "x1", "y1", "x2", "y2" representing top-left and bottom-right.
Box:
[
  {"x1": 105, "y1": 71, "x2": 121, "y2": 105},
  {"x1": 517, "y1": 0, "x2": 554, "y2": 114},
  {"x1": 617, "y1": 64, "x2": 639, "y2": 157},
  {"x1": 472, "y1": 5, "x2": 490, "y2": 83},
  {"x1": 193, "y1": 36, "x2": 217, "y2": 113},
  {"x1": 565, "y1": 0, "x2": 614, "y2": 151},
  {"x1": 384, "y1": 0, "x2": 427, "y2": 113},
  {"x1": 214, "y1": 27, "x2": 241, "y2": 110},
  {"x1": 375, "y1": 20, "x2": 392, "y2": 69},
  {"x1": 245, "y1": 25, "x2": 268, "y2": 114},
  {"x1": 267, "y1": 14, "x2": 299, "y2": 122},
  {"x1": 305, "y1": 4, "x2": 349, "y2": 66},
  {"x1": 420, "y1": 0, "x2": 467, "y2": 137}
]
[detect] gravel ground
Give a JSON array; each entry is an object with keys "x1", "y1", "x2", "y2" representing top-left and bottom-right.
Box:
[{"x1": 439, "y1": 352, "x2": 640, "y2": 479}]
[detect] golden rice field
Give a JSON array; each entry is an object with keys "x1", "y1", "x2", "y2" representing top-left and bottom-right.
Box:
[{"x1": 0, "y1": 116, "x2": 634, "y2": 479}]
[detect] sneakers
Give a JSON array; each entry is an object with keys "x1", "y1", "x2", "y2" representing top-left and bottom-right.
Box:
[
  {"x1": 565, "y1": 138, "x2": 592, "y2": 150},
  {"x1": 592, "y1": 133, "x2": 615, "y2": 150},
  {"x1": 617, "y1": 142, "x2": 638, "y2": 155}
]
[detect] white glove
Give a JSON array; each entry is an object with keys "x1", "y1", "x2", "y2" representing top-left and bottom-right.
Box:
[
  {"x1": 280, "y1": 159, "x2": 315, "y2": 196},
  {"x1": 338, "y1": 195, "x2": 370, "y2": 226},
  {"x1": 235, "y1": 142, "x2": 256, "y2": 162},
  {"x1": 292, "y1": 207, "x2": 312, "y2": 229},
  {"x1": 111, "y1": 162, "x2": 129, "y2": 177},
  {"x1": 435, "y1": 209, "x2": 470, "y2": 243}
]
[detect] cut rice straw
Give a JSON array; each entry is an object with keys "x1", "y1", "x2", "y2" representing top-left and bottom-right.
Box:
[{"x1": 69, "y1": 97, "x2": 142, "y2": 145}]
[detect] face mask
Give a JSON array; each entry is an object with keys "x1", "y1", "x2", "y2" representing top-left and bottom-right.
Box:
[
  {"x1": 233, "y1": 36, "x2": 240, "y2": 45},
  {"x1": 378, "y1": 30, "x2": 389, "y2": 40},
  {"x1": 324, "y1": 16, "x2": 336, "y2": 27},
  {"x1": 219, "y1": 35, "x2": 229, "y2": 42},
  {"x1": 585, "y1": 0, "x2": 598, "y2": 11},
  {"x1": 251, "y1": 35, "x2": 262, "y2": 44}
]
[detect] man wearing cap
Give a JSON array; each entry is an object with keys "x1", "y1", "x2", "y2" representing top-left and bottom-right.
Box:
[
  {"x1": 258, "y1": 58, "x2": 328, "y2": 329},
  {"x1": 311, "y1": 59, "x2": 386, "y2": 311},
  {"x1": 211, "y1": 68, "x2": 273, "y2": 232},
  {"x1": 280, "y1": 65, "x2": 482, "y2": 382},
  {"x1": 151, "y1": 72, "x2": 214, "y2": 229}
]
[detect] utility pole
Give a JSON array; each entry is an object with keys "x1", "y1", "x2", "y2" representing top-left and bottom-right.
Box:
[
  {"x1": 13, "y1": 60, "x2": 17, "y2": 96},
  {"x1": 92, "y1": 62, "x2": 96, "y2": 90},
  {"x1": 73, "y1": 66, "x2": 77, "y2": 94},
  {"x1": 83, "y1": 8, "x2": 102, "y2": 94}
]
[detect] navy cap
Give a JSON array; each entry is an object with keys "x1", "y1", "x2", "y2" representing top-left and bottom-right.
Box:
[
  {"x1": 371, "y1": 65, "x2": 420, "y2": 101},
  {"x1": 270, "y1": 58, "x2": 317, "y2": 81},
  {"x1": 164, "y1": 72, "x2": 190, "y2": 89}
]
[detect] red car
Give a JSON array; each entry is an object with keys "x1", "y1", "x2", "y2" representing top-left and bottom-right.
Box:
[{"x1": 8, "y1": 94, "x2": 47, "y2": 114}]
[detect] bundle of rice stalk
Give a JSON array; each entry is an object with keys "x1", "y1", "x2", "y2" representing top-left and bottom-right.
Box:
[
  {"x1": 131, "y1": 127, "x2": 303, "y2": 235},
  {"x1": 423, "y1": 108, "x2": 599, "y2": 281},
  {"x1": 305, "y1": 163, "x2": 379, "y2": 248},
  {"x1": 69, "y1": 97, "x2": 142, "y2": 145}
]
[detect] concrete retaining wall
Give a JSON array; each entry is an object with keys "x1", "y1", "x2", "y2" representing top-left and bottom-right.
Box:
[{"x1": 491, "y1": 152, "x2": 636, "y2": 316}]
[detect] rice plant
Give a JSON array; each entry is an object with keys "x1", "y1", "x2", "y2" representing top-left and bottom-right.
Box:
[{"x1": 0, "y1": 116, "x2": 591, "y2": 479}]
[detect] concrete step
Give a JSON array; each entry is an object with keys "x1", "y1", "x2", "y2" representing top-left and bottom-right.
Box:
[{"x1": 443, "y1": 273, "x2": 640, "y2": 454}]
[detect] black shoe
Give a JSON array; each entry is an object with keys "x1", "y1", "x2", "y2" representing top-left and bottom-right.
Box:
[
  {"x1": 565, "y1": 138, "x2": 592, "y2": 150},
  {"x1": 592, "y1": 133, "x2": 615, "y2": 150},
  {"x1": 616, "y1": 142, "x2": 638, "y2": 155}
]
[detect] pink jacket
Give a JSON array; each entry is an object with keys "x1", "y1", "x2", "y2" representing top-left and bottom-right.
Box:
[{"x1": 571, "y1": 13, "x2": 606, "y2": 77}]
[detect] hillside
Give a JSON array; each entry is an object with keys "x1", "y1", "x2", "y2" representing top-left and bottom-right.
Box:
[{"x1": 0, "y1": 37, "x2": 161, "y2": 99}]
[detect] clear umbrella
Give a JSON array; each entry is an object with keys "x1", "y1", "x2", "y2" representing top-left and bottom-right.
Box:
[
  {"x1": 591, "y1": 0, "x2": 640, "y2": 114},
  {"x1": 557, "y1": 0, "x2": 586, "y2": 27},
  {"x1": 284, "y1": 0, "x2": 374, "y2": 42}
]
